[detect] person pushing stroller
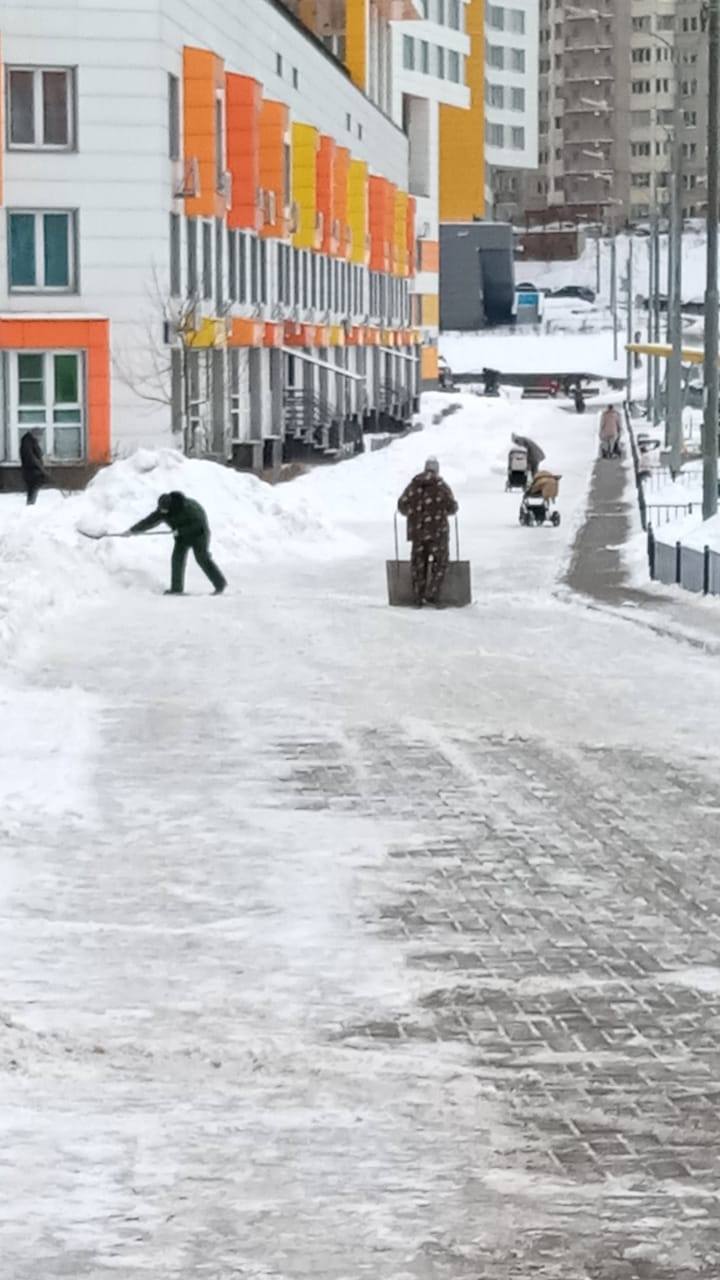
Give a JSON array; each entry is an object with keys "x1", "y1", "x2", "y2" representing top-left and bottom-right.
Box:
[{"x1": 511, "y1": 433, "x2": 545, "y2": 478}]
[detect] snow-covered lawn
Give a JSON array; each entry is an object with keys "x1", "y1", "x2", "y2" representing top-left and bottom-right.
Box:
[{"x1": 5, "y1": 396, "x2": 720, "y2": 1275}]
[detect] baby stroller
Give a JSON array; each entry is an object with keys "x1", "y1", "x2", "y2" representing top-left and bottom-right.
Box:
[
  {"x1": 519, "y1": 470, "x2": 562, "y2": 527},
  {"x1": 506, "y1": 445, "x2": 530, "y2": 491}
]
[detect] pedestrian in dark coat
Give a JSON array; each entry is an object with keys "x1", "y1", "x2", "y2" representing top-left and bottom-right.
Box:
[
  {"x1": 511, "y1": 433, "x2": 545, "y2": 477},
  {"x1": 20, "y1": 430, "x2": 49, "y2": 505},
  {"x1": 397, "y1": 457, "x2": 458, "y2": 607},
  {"x1": 127, "y1": 491, "x2": 227, "y2": 595}
]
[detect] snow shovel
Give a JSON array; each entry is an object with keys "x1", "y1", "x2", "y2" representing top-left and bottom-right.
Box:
[
  {"x1": 386, "y1": 514, "x2": 472, "y2": 607},
  {"x1": 78, "y1": 530, "x2": 172, "y2": 540}
]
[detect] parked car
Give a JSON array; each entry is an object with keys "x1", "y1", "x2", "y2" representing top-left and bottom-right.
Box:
[
  {"x1": 516, "y1": 280, "x2": 540, "y2": 292},
  {"x1": 550, "y1": 285, "x2": 596, "y2": 304}
]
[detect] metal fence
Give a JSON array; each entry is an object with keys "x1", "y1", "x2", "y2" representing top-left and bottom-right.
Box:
[
  {"x1": 648, "y1": 527, "x2": 719, "y2": 594},
  {"x1": 626, "y1": 408, "x2": 720, "y2": 597}
]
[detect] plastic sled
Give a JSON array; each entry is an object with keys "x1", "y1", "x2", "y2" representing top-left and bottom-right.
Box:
[{"x1": 387, "y1": 514, "x2": 472, "y2": 607}]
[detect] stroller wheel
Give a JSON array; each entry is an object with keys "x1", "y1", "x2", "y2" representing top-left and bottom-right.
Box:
[{"x1": 551, "y1": 511, "x2": 561, "y2": 527}]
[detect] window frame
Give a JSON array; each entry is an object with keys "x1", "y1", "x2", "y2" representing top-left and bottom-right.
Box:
[
  {"x1": 7, "y1": 208, "x2": 78, "y2": 293},
  {"x1": 9, "y1": 349, "x2": 86, "y2": 462},
  {"x1": 6, "y1": 66, "x2": 76, "y2": 151}
]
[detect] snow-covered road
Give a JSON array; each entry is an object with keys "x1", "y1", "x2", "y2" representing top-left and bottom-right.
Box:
[{"x1": 3, "y1": 398, "x2": 720, "y2": 1278}]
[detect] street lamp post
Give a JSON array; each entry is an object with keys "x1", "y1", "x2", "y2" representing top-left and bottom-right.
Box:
[
  {"x1": 703, "y1": 0, "x2": 719, "y2": 520},
  {"x1": 667, "y1": 62, "x2": 685, "y2": 476}
]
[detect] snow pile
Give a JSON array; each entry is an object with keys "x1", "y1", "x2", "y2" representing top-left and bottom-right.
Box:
[
  {"x1": 286, "y1": 393, "x2": 530, "y2": 522},
  {"x1": 0, "y1": 449, "x2": 364, "y2": 661},
  {"x1": 75, "y1": 448, "x2": 362, "y2": 562},
  {"x1": 440, "y1": 329, "x2": 627, "y2": 379}
]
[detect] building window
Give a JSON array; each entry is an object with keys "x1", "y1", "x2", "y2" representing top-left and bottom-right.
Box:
[
  {"x1": 215, "y1": 92, "x2": 225, "y2": 193},
  {"x1": 215, "y1": 218, "x2": 224, "y2": 309},
  {"x1": 202, "y1": 220, "x2": 213, "y2": 300},
  {"x1": 509, "y1": 7, "x2": 525, "y2": 34},
  {"x1": 239, "y1": 233, "x2": 248, "y2": 303},
  {"x1": 488, "y1": 82, "x2": 505, "y2": 108},
  {"x1": 448, "y1": 50, "x2": 461, "y2": 82},
  {"x1": 436, "y1": 46, "x2": 446, "y2": 78},
  {"x1": 292, "y1": 67, "x2": 299, "y2": 89},
  {"x1": 510, "y1": 126, "x2": 525, "y2": 150},
  {"x1": 8, "y1": 210, "x2": 76, "y2": 291},
  {"x1": 403, "y1": 35, "x2": 416, "y2": 70},
  {"x1": 357, "y1": 122, "x2": 363, "y2": 139},
  {"x1": 7, "y1": 67, "x2": 75, "y2": 149},
  {"x1": 488, "y1": 5, "x2": 505, "y2": 30},
  {"x1": 13, "y1": 351, "x2": 84, "y2": 460},
  {"x1": 346, "y1": 112, "x2": 352, "y2": 131},
  {"x1": 420, "y1": 41, "x2": 430, "y2": 73},
  {"x1": 435, "y1": 0, "x2": 446, "y2": 23},
  {"x1": 170, "y1": 213, "x2": 182, "y2": 297},
  {"x1": 510, "y1": 48, "x2": 525, "y2": 73},
  {"x1": 487, "y1": 122, "x2": 504, "y2": 146},
  {"x1": 276, "y1": 53, "x2": 283, "y2": 76},
  {"x1": 187, "y1": 218, "x2": 198, "y2": 296},
  {"x1": 511, "y1": 86, "x2": 525, "y2": 111},
  {"x1": 227, "y1": 229, "x2": 238, "y2": 303},
  {"x1": 448, "y1": 0, "x2": 461, "y2": 29},
  {"x1": 168, "y1": 74, "x2": 180, "y2": 160},
  {"x1": 487, "y1": 44, "x2": 505, "y2": 69}
]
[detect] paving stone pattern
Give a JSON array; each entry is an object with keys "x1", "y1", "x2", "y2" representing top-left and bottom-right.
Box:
[{"x1": 281, "y1": 726, "x2": 720, "y2": 1280}]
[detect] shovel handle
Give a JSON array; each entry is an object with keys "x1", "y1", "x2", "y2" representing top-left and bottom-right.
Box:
[
  {"x1": 454, "y1": 515, "x2": 460, "y2": 562},
  {"x1": 394, "y1": 511, "x2": 400, "y2": 564}
]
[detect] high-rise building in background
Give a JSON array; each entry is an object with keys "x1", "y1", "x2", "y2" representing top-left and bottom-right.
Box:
[{"x1": 504, "y1": 0, "x2": 707, "y2": 228}]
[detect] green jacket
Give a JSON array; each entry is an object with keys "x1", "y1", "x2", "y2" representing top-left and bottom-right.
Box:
[{"x1": 131, "y1": 492, "x2": 209, "y2": 541}]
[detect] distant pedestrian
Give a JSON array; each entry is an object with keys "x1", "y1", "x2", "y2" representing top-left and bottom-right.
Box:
[
  {"x1": 511, "y1": 433, "x2": 545, "y2": 478},
  {"x1": 126, "y1": 491, "x2": 227, "y2": 596},
  {"x1": 397, "y1": 457, "x2": 458, "y2": 608},
  {"x1": 20, "y1": 429, "x2": 49, "y2": 506},
  {"x1": 599, "y1": 405, "x2": 622, "y2": 458},
  {"x1": 574, "y1": 385, "x2": 586, "y2": 414}
]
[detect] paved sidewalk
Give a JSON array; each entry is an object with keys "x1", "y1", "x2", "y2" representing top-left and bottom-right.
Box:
[{"x1": 565, "y1": 454, "x2": 720, "y2": 648}]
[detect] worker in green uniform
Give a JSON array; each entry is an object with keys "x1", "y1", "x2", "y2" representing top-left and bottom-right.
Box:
[{"x1": 127, "y1": 491, "x2": 227, "y2": 596}]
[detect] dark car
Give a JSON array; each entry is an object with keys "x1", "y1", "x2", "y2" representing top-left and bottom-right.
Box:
[
  {"x1": 551, "y1": 285, "x2": 596, "y2": 304},
  {"x1": 516, "y1": 280, "x2": 539, "y2": 292}
]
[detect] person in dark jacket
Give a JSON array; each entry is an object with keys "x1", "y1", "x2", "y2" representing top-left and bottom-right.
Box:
[
  {"x1": 397, "y1": 457, "x2": 458, "y2": 607},
  {"x1": 20, "y1": 429, "x2": 49, "y2": 505},
  {"x1": 511, "y1": 433, "x2": 545, "y2": 478},
  {"x1": 127, "y1": 491, "x2": 227, "y2": 595}
]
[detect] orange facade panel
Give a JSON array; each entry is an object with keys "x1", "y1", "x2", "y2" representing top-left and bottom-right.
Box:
[
  {"x1": 406, "y1": 196, "x2": 416, "y2": 276},
  {"x1": 368, "y1": 176, "x2": 394, "y2": 274},
  {"x1": 334, "y1": 147, "x2": 350, "y2": 259},
  {"x1": 226, "y1": 73, "x2": 262, "y2": 232},
  {"x1": 317, "y1": 135, "x2": 337, "y2": 255},
  {"x1": 183, "y1": 46, "x2": 226, "y2": 220},
  {"x1": 419, "y1": 239, "x2": 439, "y2": 273},
  {"x1": 259, "y1": 98, "x2": 289, "y2": 238}
]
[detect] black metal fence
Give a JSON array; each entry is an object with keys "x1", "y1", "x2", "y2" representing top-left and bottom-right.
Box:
[
  {"x1": 626, "y1": 408, "x2": 720, "y2": 596},
  {"x1": 647, "y1": 527, "x2": 720, "y2": 595}
]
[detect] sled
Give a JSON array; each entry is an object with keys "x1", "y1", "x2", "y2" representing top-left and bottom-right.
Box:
[{"x1": 387, "y1": 514, "x2": 472, "y2": 607}]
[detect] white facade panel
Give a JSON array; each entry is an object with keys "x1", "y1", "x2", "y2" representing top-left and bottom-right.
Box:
[{"x1": 484, "y1": 0, "x2": 539, "y2": 170}]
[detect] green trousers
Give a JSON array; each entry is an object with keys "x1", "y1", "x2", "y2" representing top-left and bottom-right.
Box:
[{"x1": 171, "y1": 533, "x2": 227, "y2": 593}]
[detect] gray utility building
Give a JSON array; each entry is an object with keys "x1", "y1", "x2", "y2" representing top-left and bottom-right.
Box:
[{"x1": 439, "y1": 222, "x2": 515, "y2": 331}]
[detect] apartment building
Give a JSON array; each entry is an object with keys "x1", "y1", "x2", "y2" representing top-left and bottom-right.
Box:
[
  {"x1": 283, "y1": 0, "x2": 475, "y2": 384},
  {"x1": 522, "y1": 0, "x2": 708, "y2": 227},
  {"x1": 0, "y1": 0, "x2": 430, "y2": 477},
  {"x1": 482, "y1": 0, "x2": 540, "y2": 221}
]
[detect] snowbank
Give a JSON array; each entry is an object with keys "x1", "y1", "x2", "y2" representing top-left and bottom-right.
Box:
[
  {"x1": 440, "y1": 329, "x2": 627, "y2": 379},
  {"x1": 0, "y1": 449, "x2": 364, "y2": 660},
  {"x1": 287, "y1": 393, "x2": 528, "y2": 522}
]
